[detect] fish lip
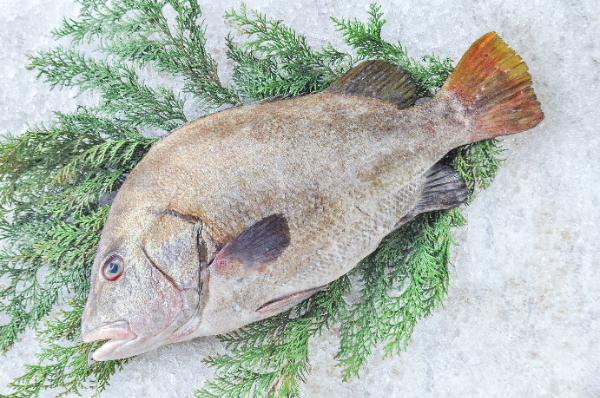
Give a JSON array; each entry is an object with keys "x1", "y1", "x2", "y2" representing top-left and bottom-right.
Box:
[
  {"x1": 81, "y1": 320, "x2": 138, "y2": 361},
  {"x1": 82, "y1": 320, "x2": 136, "y2": 342}
]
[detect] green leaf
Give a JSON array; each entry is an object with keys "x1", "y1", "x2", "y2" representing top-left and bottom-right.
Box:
[
  {"x1": 30, "y1": 48, "x2": 187, "y2": 132},
  {"x1": 53, "y1": 0, "x2": 240, "y2": 109},
  {"x1": 225, "y1": 4, "x2": 352, "y2": 100}
]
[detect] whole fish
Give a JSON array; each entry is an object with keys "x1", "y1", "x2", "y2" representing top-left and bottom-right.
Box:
[{"x1": 82, "y1": 32, "x2": 544, "y2": 361}]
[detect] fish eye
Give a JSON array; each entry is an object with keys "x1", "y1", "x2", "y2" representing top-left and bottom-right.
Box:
[{"x1": 102, "y1": 255, "x2": 124, "y2": 281}]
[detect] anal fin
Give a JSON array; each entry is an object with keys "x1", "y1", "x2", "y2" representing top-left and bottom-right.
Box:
[{"x1": 396, "y1": 163, "x2": 469, "y2": 227}]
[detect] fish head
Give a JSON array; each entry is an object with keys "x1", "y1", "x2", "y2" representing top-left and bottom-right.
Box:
[{"x1": 82, "y1": 205, "x2": 203, "y2": 361}]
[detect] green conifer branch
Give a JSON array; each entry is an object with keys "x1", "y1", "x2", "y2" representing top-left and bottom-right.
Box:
[
  {"x1": 197, "y1": 277, "x2": 351, "y2": 398},
  {"x1": 224, "y1": 4, "x2": 352, "y2": 99},
  {"x1": 332, "y1": 3, "x2": 454, "y2": 96},
  {"x1": 0, "y1": 2, "x2": 505, "y2": 397},
  {"x1": 450, "y1": 139, "x2": 506, "y2": 197},
  {"x1": 331, "y1": 4, "x2": 396, "y2": 61},
  {"x1": 30, "y1": 49, "x2": 187, "y2": 132},
  {"x1": 54, "y1": 0, "x2": 240, "y2": 109},
  {"x1": 53, "y1": 110, "x2": 138, "y2": 141}
]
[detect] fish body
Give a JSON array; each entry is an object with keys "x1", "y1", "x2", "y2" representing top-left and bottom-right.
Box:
[{"x1": 82, "y1": 32, "x2": 544, "y2": 360}]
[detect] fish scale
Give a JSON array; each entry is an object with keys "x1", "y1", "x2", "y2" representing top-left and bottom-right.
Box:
[
  {"x1": 162, "y1": 94, "x2": 439, "y2": 333},
  {"x1": 82, "y1": 33, "x2": 544, "y2": 361}
]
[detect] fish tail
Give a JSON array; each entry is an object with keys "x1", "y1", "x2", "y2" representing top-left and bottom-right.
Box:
[{"x1": 440, "y1": 32, "x2": 544, "y2": 142}]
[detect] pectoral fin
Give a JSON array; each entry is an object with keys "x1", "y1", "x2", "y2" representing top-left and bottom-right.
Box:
[{"x1": 210, "y1": 214, "x2": 290, "y2": 277}]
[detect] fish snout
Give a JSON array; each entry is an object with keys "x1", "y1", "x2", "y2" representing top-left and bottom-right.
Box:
[
  {"x1": 81, "y1": 320, "x2": 136, "y2": 343},
  {"x1": 81, "y1": 320, "x2": 138, "y2": 361}
]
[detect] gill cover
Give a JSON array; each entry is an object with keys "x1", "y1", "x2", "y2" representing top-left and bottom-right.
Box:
[
  {"x1": 140, "y1": 210, "x2": 206, "y2": 336},
  {"x1": 141, "y1": 210, "x2": 202, "y2": 291}
]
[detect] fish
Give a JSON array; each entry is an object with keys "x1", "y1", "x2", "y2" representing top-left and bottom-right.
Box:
[{"x1": 81, "y1": 32, "x2": 544, "y2": 361}]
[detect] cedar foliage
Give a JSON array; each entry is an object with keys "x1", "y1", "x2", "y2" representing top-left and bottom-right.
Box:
[{"x1": 0, "y1": 2, "x2": 503, "y2": 397}]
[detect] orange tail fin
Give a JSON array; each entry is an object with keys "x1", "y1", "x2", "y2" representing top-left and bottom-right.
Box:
[{"x1": 441, "y1": 32, "x2": 544, "y2": 142}]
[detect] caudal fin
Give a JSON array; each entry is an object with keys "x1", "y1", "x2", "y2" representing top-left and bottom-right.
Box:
[{"x1": 440, "y1": 32, "x2": 544, "y2": 142}]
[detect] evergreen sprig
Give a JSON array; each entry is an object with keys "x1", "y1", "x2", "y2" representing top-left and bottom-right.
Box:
[
  {"x1": 335, "y1": 210, "x2": 463, "y2": 380},
  {"x1": 197, "y1": 277, "x2": 351, "y2": 398},
  {"x1": 224, "y1": 4, "x2": 352, "y2": 100},
  {"x1": 332, "y1": 4, "x2": 454, "y2": 96},
  {"x1": 31, "y1": 49, "x2": 187, "y2": 132},
  {"x1": 3, "y1": 299, "x2": 128, "y2": 398},
  {"x1": 1, "y1": 2, "x2": 504, "y2": 397},
  {"x1": 451, "y1": 139, "x2": 506, "y2": 197},
  {"x1": 54, "y1": 0, "x2": 240, "y2": 109}
]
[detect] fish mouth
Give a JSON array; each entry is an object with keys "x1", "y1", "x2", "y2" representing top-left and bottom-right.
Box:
[{"x1": 81, "y1": 320, "x2": 138, "y2": 361}]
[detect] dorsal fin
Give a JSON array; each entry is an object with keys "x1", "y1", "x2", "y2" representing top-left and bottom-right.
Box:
[{"x1": 324, "y1": 60, "x2": 419, "y2": 109}]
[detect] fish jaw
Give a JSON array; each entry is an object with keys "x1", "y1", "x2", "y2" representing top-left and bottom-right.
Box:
[
  {"x1": 81, "y1": 282, "x2": 203, "y2": 361},
  {"x1": 81, "y1": 320, "x2": 138, "y2": 361}
]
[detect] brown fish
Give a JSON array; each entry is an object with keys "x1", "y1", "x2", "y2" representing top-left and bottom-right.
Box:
[{"x1": 81, "y1": 32, "x2": 544, "y2": 361}]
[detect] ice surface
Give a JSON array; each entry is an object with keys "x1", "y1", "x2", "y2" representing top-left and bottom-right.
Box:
[{"x1": 1, "y1": 0, "x2": 599, "y2": 396}]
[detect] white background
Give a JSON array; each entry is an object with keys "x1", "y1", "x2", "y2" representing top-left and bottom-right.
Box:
[{"x1": 1, "y1": 0, "x2": 599, "y2": 396}]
